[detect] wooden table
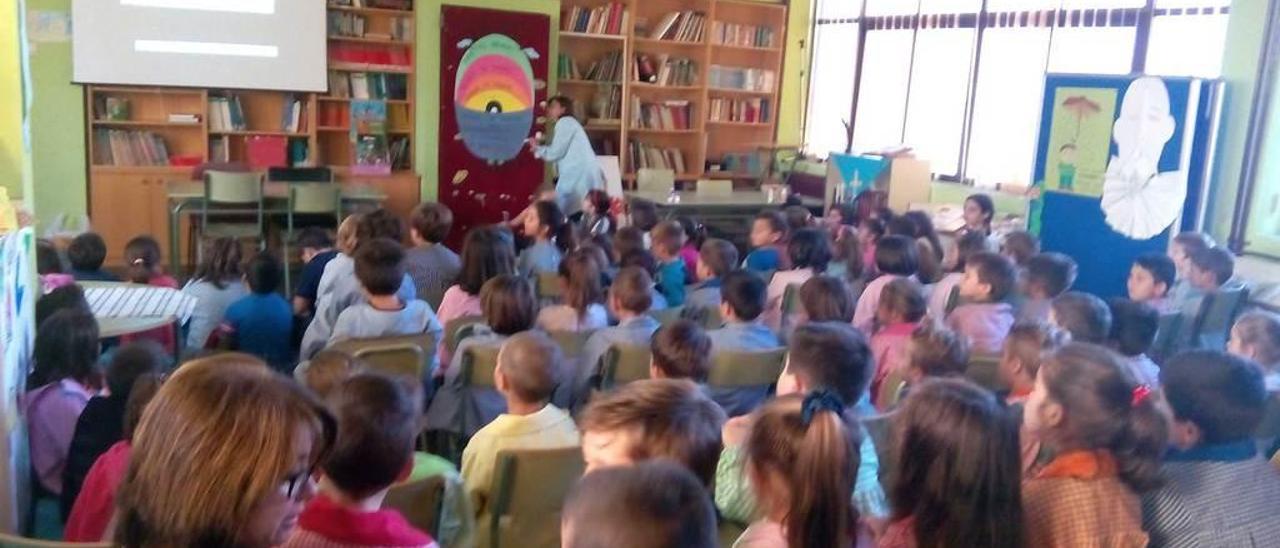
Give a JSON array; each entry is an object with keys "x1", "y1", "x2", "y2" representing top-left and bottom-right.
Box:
[
  {"x1": 624, "y1": 190, "x2": 824, "y2": 249},
  {"x1": 165, "y1": 181, "x2": 387, "y2": 278}
]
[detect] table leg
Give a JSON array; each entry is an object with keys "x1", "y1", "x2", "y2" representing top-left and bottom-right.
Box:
[{"x1": 169, "y1": 199, "x2": 188, "y2": 280}]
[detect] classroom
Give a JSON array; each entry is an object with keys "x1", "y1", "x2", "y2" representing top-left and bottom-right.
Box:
[{"x1": 2, "y1": 0, "x2": 1280, "y2": 546}]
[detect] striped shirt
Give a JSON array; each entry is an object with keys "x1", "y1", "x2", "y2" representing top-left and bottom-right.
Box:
[
  {"x1": 1143, "y1": 440, "x2": 1280, "y2": 548},
  {"x1": 1023, "y1": 450, "x2": 1148, "y2": 548}
]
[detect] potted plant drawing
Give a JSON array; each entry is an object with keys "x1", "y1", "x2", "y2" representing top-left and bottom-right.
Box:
[{"x1": 1057, "y1": 95, "x2": 1101, "y2": 191}]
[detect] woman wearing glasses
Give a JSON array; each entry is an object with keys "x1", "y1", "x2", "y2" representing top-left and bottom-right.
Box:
[{"x1": 113, "y1": 353, "x2": 335, "y2": 547}]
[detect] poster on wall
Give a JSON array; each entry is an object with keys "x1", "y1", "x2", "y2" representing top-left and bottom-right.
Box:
[
  {"x1": 0, "y1": 228, "x2": 35, "y2": 532},
  {"x1": 439, "y1": 6, "x2": 549, "y2": 244},
  {"x1": 1042, "y1": 88, "x2": 1117, "y2": 197}
]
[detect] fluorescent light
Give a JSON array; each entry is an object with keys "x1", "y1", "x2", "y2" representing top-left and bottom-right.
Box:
[
  {"x1": 134, "y1": 40, "x2": 279, "y2": 58},
  {"x1": 120, "y1": 0, "x2": 275, "y2": 15}
]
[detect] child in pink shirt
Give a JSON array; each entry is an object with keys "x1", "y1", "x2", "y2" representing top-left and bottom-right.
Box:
[
  {"x1": 436, "y1": 227, "x2": 515, "y2": 369},
  {"x1": 869, "y1": 278, "x2": 926, "y2": 406},
  {"x1": 120, "y1": 236, "x2": 179, "y2": 353},
  {"x1": 853, "y1": 235, "x2": 919, "y2": 334},
  {"x1": 946, "y1": 252, "x2": 1017, "y2": 355}
]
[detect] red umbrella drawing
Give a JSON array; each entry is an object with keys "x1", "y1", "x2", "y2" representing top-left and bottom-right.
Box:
[{"x1": 1062, "y1": 95, "x2": 1102, "y2": 143}]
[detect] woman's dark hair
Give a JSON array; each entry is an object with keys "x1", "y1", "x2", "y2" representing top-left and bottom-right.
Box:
[
  {"x1": 787, "y1": 228, "x2": 832, "y2": 272},
  {"x1": 560, "y1": 250, "x2": 604, "y2": 318},
  {"x1": 548, "y1": 95, "x2": 575, "y2": 119},
  {"x1": 892, "y1": 378, "x2": 1025, "y2": 548},
  {"x1": 1039, "y1": 343, "x2": 1169, "y2": 491},
  {"x1": 799, "y1": 276, "x2": 855, "y2": 323},
  {"x1": 37, "y1": 239, "x2": 63, "y2": 275},
  {"x1": 966, "y1": 193, "x2": 995, "y2": 231},
  {"x1": 124, "y1": 236, "x2": 164, "y2": 284},
  {"x1": 191, "y1": 237, "x2": 243, "y2": 289},
  {"x1": 30, "y1": 308, "x2": 102, "y2": 390},
  {"x1": 676, "y1": 216, "x2": 705, "y2": 250},
  {"x1": 36, "y1": 284, "x2": 88, "y2": 328},
  {"x1": 533, "y1": 200, "x2": 577, "y2": 254},
  {"x1": 456, "y1": 227, "x2": 516, "y2": 296},
  {"x1": 875, "y1": 235, "x2": 919, "y2": 277},
  {"x1": 902, "y1": 210, "x2": 945, "y2": 264},
  {"x1": 480, "y1": 275, "x2": 538, "y2": 336}
]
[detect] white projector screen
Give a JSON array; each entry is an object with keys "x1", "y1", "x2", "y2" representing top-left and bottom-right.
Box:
[{"x1": 72, "y1": 0, "x2": 327, "y2": 91}]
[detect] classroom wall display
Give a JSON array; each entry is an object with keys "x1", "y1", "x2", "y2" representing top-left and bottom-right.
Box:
[
  {"x1": 439, "y1": 6, "x2": 549, "y2": 240},
  {"x1": 0, "y1": 228, "x2": 35, "y2": 532},
  {"x1": 1034, "y1": 74, "x2": 1218, "y2": 298}
]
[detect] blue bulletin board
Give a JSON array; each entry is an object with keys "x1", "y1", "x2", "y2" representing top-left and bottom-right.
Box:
[{"x1": 1033, "y1": 74, "x2": 1212, "y2": 298}]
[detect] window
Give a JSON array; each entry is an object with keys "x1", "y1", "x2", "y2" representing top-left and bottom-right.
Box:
[{"x1": 804, "y1": 1, "x2": 1235, "y2": 188}]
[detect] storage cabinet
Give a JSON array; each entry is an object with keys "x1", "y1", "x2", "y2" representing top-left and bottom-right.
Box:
[{"x1": 89, "y1": 168, "x2": 189, "y2": 266}]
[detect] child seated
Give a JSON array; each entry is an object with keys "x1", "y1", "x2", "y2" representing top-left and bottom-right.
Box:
[
  {"x1": 783, "y1": 204, "x2": 812, "y2": 232},
  {"x1": 1018, "y1": 252, "x2": 1077, "y2": 323},
  {"x1": 743, "y1": 210, "x2": 789, "y2": 273},
  {"x1": 895, "y1": 321, "x2": 970, "y2": 408},
  {"x1": 857, "y1": 217, "x2": 886, "y2": 277},
  {"x1": 620, "y1": 249, "x2": 669, "y2": 311},
  {"x1": 120, "y1": 236, "x2": 178, "y2": 352},
  {"x1": 1107, "y1": 298, "x2": 1161, "y2": 386},
  {"x1": 299, "y1": 349, "x2": 365, "y2": 400},
  {"x1": 1000, "y1": 230, "x2": 1040, "y2": 266},
  {"x1": 517, "y1": 200, "x2": 573, "y2": 277},
  {"x1": 578, "y1": 267, "x2": 660, "y2": 398},
  {"x1": 879, "y1": 379, "x2": 1023, "y2": 548},
  {"x1": 563, "y1": 461, "x2": 717, "y2": 548},
  {"x1": 1128, "y1": 252, "x2": 1177, "y2": 314},
  {"x1": 330, "y1": 238, "x2": 442, "y2": 350},
  {"x1": 764, "y1": 227, "x2": 831, "y2": 332},
  {"x1": 612, "y1": 226, "x2": 646, "y2": 263},
  {"x1": 462, "y1": 332, "x2": 579, "y2": 518},
  {"x1": 437, "y1": 227, "x2": 516, "y2": 367},
  {"x1": 718, "y1": 322, "x2": 887, "y2": 525},
  {"x1": 651, "y1": 220, "x2": 688, "y2": 306},
  {"x1": 224, "y1": 253, "x2": 294, "y2": 372},
  {"x1": 870, "y1": 278, "x2": 927, "y2": 405},
  {"x1": 705, "y1": 270, "x2": 778, "y2": 416},
  {"x1": 579, "y1": 378, "x2": 726, "y2": 487},
  {"x1": 928, "y1": 231, "x2": 991, "y2": 319},
  {"x1": 650, "y1": 320, "x2": 712, "y2": 382},
  {"x1": 36, "y1": 284, "x2": 89, "y2": 329},
  {"x1": 292, "y1": 226, "x2": 340, "y2": 317},
  {"x1": 1022, "y1": 344, "x2": 1167, "y2": 547},
  {"x1": 737, "y1": 394, "x2": 858, "y2": 548},
  {"x1": 626, "y1": 198, "x2": 659, "y2": 247},
  {"x1": 676, "y1": 216, "x2": 703, "y2": 282},
  {"x1": 1187, "y1": 246, "x2": 1243, "y2": 294},
  {"x1": 1050, "y1": 291, "x2": 1112, "y2": 344},
  {"x1": 282, "y1": 373, "x2": 435, "y2": 548},
  {"x1": 536, "y1": 250, "x2": 607, "y2": 332},
  {"x1": 687, "y1": 238, "x2": 738, "y2": 309},
  {"x1": 1169, "y1": 231, "x2": 1215, "y2": 303},
  {"x1": 1229, "y1": 311, "x2": 1280, "y2": 389},
  {"x1": 946, "y1": 251, "x2": 1017, "y2": 354},
  {"x1": 999, "y1": 322, "x2": 1069, "y2": 474},
  {"x1": 183, "y1": 237, "x2": 248, "y2": 350},
  {"x1": 854, "y1": 235, "x2": 920, "y2": 333},
  {"x1": 36, "y1": 238, "x2": 73, "y2": 293},
  {"x1": 405, "y1": 202, "x2": 460, "y2": 310},
  {"x1": 799, "y1": 275, "x2": 856, "y2": 324},
  {"x1": 425, "y1": 275, "x2": 539, "y2": 437},
  {"x1": 67, "y1": 232, "x2": 117, "y2": 282},
  {"x1": 25, "y1": 309, "x2": 102, "y2": 499},
  {"x1": 826, "y1": 226, "x2": 864, "y2": 287},
  {"x1": 1143, "y1": 350, "x2": 1280, "y2": 546}
]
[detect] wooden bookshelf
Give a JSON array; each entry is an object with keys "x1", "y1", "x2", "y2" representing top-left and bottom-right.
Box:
[
  {"x1": 557, "y1": 0, "x2": 785, "y2": 186},
  {"x1": 84, "y1": 1, "x2": 420, "y2": 267}
]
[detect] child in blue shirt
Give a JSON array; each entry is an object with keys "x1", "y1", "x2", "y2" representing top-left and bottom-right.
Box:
[
  {"x1": 517, "y1": 200, "x2": 574, "y2": 277},
  {"x1": 225, "y1": 253, "x2": 294, "y2": 372},
  {"x1": 651, "y1": 220, "x2": 687, "y2": 307},
  {"x1": 743, "y1": 210, "x2": 789, "y2": 273},
  {"x1": 687, "y1": 238, "x2": 738, "y2": 310}
]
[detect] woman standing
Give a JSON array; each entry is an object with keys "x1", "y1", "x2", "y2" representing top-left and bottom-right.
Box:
[{"x1": 527, "y1": 96, "x2": 603, "y2": 217}]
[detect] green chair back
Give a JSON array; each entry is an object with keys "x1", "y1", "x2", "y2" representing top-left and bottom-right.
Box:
[
  {"x1": 707, "y1": 348, "x2": 787, "y2": 388},
  {"x1": 1150, "y1": 312, "x2": 1183, "y2": 364},
  {"x1": 548, "y1": 329, "x2": 594, "y2": 358},
  {"x1": 599, "y1": 343, "x2": 653, "y2": 390},
  {"x1": 0, "y1": 533, "x2": 110, "y2": 548},
  {"x1": 383, "y1": 474, "x2": 447, "y2": 539},
  {"x1": 876, "y1": 369, "x2": 907, "y2": 410},
  {"x1": 944, "y1": 285, "x2": 961, "y2": 315},
  {"x1": 290, "y1": 182, "x2": 341, "y2": 215},
  {"x1": 485, "y1": 446, "x2": 585, "y2": 548},
  {"x1": 536, "y1": 272, "x2": 562, "y2": 303},
  {"x1": 861, "y1": 413, "x2": 896, "y2": 490},
  {"x1": 329, "y1": 332, "x2": 438, "y2": 380},
  {"x1": 649, "y1": 306, "x2": 685, "y2": 326},
  {"x1": 205, "y1": 170, "x2": 264, "y2": 204},
  {"x1": 445, "y1": 315, "x2": 486, "y2": 354},
  {"x1": 636, "y1": 168, "x2": 675, "y2": 194},
  {"x1": 1255, "y1": 392, "x2": 1280, "y2": 440},
  {"x1": 1190, "y1": 288, "x2": 1249, "y2": 349},
  {"x1": 461, "y1": 345, "x2": 502, "y2": 388},
  {"x1": 781, "y1": 284, "x2": 803, "y2": 315},
  {"x1": 964, "y1": 354, "x2": 1005, "y2": 392}
]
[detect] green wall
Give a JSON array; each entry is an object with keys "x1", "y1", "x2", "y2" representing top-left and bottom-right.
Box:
[
  {"x1": 23, "y1": 0, "x2": 84, "y2": 232},
  {"x1": 1, "y1": 3, "x2": 23, "y2": 199},
  {"x1": 776, "y1": 0, "x2": 809, "y2": 145}
]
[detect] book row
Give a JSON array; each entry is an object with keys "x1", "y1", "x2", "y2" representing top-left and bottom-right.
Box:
[
  {"x1": 629, "y1": 140, "x2": 688, "y2": 173},
  {"x1": 561, "y1": 2, "x2": 629, "y2": 35},
  {"x1": 708, "y1": 65, "x2": 776, "y2": 92}
]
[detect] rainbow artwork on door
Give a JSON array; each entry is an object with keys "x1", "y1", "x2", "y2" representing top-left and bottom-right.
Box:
[{"x1": 453, "y1": 34, "x2": 541, "y2": 165}]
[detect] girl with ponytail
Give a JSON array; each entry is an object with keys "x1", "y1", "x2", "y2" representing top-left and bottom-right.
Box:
[
  {"x1": 517, "y1": 200, "x2": 576, "y2": 277},
  {"x1": 1022, "y1": 342, "x2": 1170, "y2": 548},
  {"x1": 737, "y1": 391, "x2": 858, "y2": 548}
]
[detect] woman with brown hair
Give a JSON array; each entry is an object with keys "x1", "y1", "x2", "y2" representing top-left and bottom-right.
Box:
[
  {"x1": 536, "y1": 249, "x2": 607, "y2": 332},
  {"x1": 181, "y1": 236, "x2": 247, "y2": 349},
  {"x1": 114, "y1": 354, "x2": 335, "y2": 547},
  {"x1": 879, "y1": 378, "x2": 1025, "y2": 548}
]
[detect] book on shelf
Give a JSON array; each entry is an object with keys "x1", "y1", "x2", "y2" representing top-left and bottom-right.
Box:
[
  {"x1": 246, "y1": 135, "x2": 287, "y2": 169},
  {"x1": 582, "y1": 50, "x2": 625, "y2": 82},
  {"x1": 207, "y1": 95, "x2": 247, "y2": 131},
  {"x1": 708, "y1": 97, "x2": 771, "y2": 124},
  {"x1": 647, "y1": 11, "x2": 706, "y2": 42},
  {"x1": 351, "y1": 99, "x2": 388, "y2": 135},
  {"x1": 328, "y1": 43, "x2": 411, "y2": 67},
  {"x1": 280, "y1": 94, "x2": 307, "y2": 133},
  {"x1": 209, "y1": 136, "x2": 230, "y2": 163},
  {"x1": 711, "y1": 22, "x2": 776, "y2": 48},
  {"x1": 389, "y1": 16, "x2": 413, "y2": 40},
  {"x1": 629, "y1": 140, "x2": 687, "y2": 173},
  {"x1": 708, "y1": 65, "x2": 776, "y2": 92},
  {"x1": 167, "y1": 113, "x2": 201, "y2": 124},
  {"x1": 289, "y1": 139, "x2": 311, "y2": 167},
  {"x1": 91, "y1": 96, "x2": 131, "y2": 121},
  {"x1": 389, "y1": 136, "x2": 411, "y2": 170},
  {"x1": 329, "y1": 0, "x2": 413, "y2": 10},
  {"x1": 329, "y1": 12, "x2": 367, "y2": 37},
  {"x1": 558, "y1": 54, "x2": 582, "y2": 81},
  {"x1": 562, "y1": 2, "x2": 628, "y2": 35},
  {"x1": 630, "y1": 99, "x2": 692, "y2": 130},
  {"x1": 93, "y1": 129, "x2": 171, "y2": 166},
  {"x1": 633, "y1": 54, "x2": 696, "y2": 86},
  {"x1": 588, "y1": 85, "x2": 623, "y2": 120},
  {"x1": 355, "y1": 135, "x2": 392, "y2": 175},
  {"x1": 327, "y1": 71, "x2": 408, "y2": 100}
]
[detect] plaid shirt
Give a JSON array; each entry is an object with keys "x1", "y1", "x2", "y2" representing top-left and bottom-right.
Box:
[
  {"x1": 1023, "y1": 451, "x2": 1148, "y2": 548},
  {"x1": 1143, "y1": 440, "x2": 1280, "y2": 548}
]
